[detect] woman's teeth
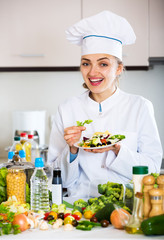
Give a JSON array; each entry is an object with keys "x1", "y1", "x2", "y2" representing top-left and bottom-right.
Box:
[{"x1": 89, "y1": 78, "x2": 103, "y2": 82}]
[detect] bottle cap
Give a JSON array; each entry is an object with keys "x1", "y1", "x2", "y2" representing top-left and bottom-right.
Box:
[
  {"x1": 20, "y1": 132, "x2": 27, "y2": 137},
  {"x1": 28, "y1": 134, "x2": 34, "y2": 139},
  {"x1": 35, "y1": 158, "x2": 44, "y2": 167},
  {"x1": 8, "y1": 151, "x2": 15, "y2": 159},
  {"x1": 14, "y1": 136, "x2": 21, "y2": 141},
  {"x1": 133, "y1": 166, "x2": 148, "y2": 175},
  {"x1": 19, "y1": 150, "x2": 26, "y2": 158}
]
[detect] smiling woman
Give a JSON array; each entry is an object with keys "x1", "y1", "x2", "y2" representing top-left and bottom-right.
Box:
[
  {"x1": 80, "y1": 54, "x2": 123, "y2": 103},
  {"x1": 48, "y1": 11, "x2": 163, "y2": 198}
]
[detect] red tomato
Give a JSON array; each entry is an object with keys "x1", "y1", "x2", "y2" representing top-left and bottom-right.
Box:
[
  {"x1": 64, "y1": 213, "x2": 71, "y2": 219},
  {"x1": 100, "y1": 139, "x2": 107, "y2": 144},
  {"x1": 82, "y1": 207, "x2": 86, "y2": 212},
  {"x1": 44, "y1": 212, "x2": 50, "y2": 220},
  {"x1": 72, "y1": 214, "x2": 81, "y2": 220}
]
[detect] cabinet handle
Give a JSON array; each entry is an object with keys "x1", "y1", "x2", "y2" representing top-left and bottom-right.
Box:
[{"x1": 19, "y1": 54, "x2": 45, "y2": 57}]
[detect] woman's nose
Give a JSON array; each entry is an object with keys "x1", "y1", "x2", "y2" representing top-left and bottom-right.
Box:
[{"x1": 89, "y1": 65, "x2": 98, "y2": 76}]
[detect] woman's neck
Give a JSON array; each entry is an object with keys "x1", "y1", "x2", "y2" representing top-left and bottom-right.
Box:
[{"x1": 89, "y1": 87, "x2": 117, "y2": 103}]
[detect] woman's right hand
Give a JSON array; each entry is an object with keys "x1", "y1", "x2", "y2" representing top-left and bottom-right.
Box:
[{"x1": 64, "y1": 126, "x2": 86, "y2": 154}]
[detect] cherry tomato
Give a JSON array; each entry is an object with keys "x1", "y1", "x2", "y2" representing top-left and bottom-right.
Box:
[
  {"x1": 90, "y1": 216, "x2": 98, "y2": 223},
  {"x1": 49, "y1": 211, "x2": 58, "y2": 220},
  {"x1": 64, "y1": 216, "x2": 75, "y2": 225},
  {"x1": 64, "y1": 213, "x2": 71, "y2": 219},
  {"x1": 83, "y1": 210, "x2": 94, "y2": 219},
  {"x1": 72, "y1": 211, "x2": 82, "y2": 219},
  {"x1": 100, "y1": 220, "x2": 109, "y2": 228},
  {"x1": 100, "y1": 139, "x2": 107, "y2": 144},
  {"x1": 81, "y1": 207, "x2": 86, "y2": 212},
  {"x1": 72, "y1": 214, "x2": 80, "y2": 220},
  {"x1": 44, "y1": 212, "x2": 50, "y2": 220},
  {"x1": 58, "y1": 212, "x2": 64, "y2": 220}
]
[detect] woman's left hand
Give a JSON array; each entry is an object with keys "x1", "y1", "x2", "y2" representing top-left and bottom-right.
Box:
[{"x1": 84, "y1": 143, "x2": 121, "y2": 156}]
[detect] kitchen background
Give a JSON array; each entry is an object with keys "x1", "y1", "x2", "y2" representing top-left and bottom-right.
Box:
[{"x1": 0, "y1": 0, "x2": 164, "y2": 168}]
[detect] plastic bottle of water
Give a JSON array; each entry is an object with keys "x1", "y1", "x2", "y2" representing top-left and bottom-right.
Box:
[{"x1": 30, "y1": 158, "x2": 49, "y2": 212}]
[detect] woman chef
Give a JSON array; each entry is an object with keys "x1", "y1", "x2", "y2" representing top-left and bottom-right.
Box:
[{"x1": 48, "y1": 11, "x2": 163, "y2": 197}]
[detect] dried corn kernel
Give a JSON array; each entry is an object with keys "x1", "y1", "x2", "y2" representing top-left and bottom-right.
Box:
[{"x1": 6, "y1": 169, "x2": 26, "y2": 204}]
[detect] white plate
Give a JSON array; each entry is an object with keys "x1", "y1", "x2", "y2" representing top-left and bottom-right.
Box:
[{"x1": 74, "y1": 139, "x2": 121, "y2": 150}]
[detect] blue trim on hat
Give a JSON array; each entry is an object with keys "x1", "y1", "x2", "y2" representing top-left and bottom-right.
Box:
[{"x1": 83, "y1": 35, "x2": 122, "y2": 44}]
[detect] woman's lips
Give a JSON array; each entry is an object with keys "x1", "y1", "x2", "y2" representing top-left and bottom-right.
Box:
[{"x1": 89, "y1": 78, "x2": 104, "y2": 86}]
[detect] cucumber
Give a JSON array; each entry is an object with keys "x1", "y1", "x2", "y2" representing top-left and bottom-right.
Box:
[
  {"x1": 141, "y1": 214, "x2": 164, "y2": 235},
  {"x1": 95, "y1": 203, "x2": 115, "y2": 223}
]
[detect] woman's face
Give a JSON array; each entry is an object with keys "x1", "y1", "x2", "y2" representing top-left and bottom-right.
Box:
[{"x1": 80, "y1": 54, "x2": 123, "y2": 98}]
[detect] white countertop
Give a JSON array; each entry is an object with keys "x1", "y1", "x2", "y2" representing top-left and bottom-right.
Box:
[
  {"x1": 1, "y1": 198, "x2": 164, "y2": 240},
  {"x1": 2, "y1": 224, "x2": 164, "y2": 240}
]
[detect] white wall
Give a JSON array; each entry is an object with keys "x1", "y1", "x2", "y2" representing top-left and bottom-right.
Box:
[{"x1": 0, "y1": 65, "x2": 164, "y2": 160}]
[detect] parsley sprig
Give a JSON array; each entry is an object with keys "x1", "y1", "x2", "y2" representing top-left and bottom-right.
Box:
[{"x1": 76, "y1": 119, "x2": 93, "y2": 126}]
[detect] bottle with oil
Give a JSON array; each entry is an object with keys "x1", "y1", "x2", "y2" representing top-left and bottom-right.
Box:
[
  {"x1": 125, "y1": 166, "x2": 148, "y2": 234},
  {"x1": 10, "y1": 136, "x2": 22, "y2": 154}
]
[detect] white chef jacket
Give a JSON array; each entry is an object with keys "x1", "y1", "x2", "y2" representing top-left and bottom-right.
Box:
[{"x1": 48, "y1": 88, "x2": 163, "y2": 197}]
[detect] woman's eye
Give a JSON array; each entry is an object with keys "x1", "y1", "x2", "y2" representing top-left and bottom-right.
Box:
[
  {"x1": 100, "y1": 63, "x2": 108, "y2": 67},
  {"x1": 81, "y1": 62, "x2": 89, "y2": 66}
]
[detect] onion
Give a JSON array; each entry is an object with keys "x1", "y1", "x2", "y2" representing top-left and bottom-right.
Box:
[{"x1": 12, "y1": 213, "x2": 30, "y2": 232}]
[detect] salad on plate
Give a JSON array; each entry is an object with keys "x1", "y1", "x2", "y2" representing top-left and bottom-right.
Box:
[{"x1": 75, "y1": 131, "x2": 125, "y2": 149}]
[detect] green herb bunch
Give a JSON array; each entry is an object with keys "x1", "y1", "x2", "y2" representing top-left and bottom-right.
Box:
[{"x1": 0, "y1": 204, "x2": 21, "y2": 235}]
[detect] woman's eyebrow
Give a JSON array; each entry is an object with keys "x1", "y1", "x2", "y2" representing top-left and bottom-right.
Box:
[
  {"x1": 81, "y1": 58, "x2": 90, "y2": 61},
  {"x1": 97, "y1": 57, "x2": 110, "y2": 61}
]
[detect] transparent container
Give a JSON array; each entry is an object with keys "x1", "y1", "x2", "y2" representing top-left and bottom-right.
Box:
[
  {"x1": 27, "y1": 134, "x2": 40, "y2": 163},
  {"x1": 10, "y1": 136, "x2": 22, "y2": 154},
  {"x1": 6, "y1": 167, "x2": 26, "y2": 203},
  {"x1": 30, "y1": 158, "x2": 49, "y2": 212},
  {"x1": 125, "y1": 166, "x2": 148, "y2": 234}
]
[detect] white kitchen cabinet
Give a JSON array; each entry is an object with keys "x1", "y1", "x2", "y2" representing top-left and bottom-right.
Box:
[
  {"x1": 82, "y1": 0, "x2": 149, "y2": 66},
  {"x1": 149, "y1": 0, "x2": 164, "y2": 58},
  {"x1": 0, "y1": 0, "x2": 81, "y2": 67}
]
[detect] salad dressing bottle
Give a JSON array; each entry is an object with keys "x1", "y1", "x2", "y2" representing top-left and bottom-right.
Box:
[{"x1": 125, "y1": 166, "x2": 148, "y2": 234}]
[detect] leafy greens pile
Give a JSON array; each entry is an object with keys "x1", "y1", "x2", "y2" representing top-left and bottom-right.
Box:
[
  {"x1": 0, "y1": 204, "x2": 20, "y2": 235},
  {"x1": 0, "y1": 168, "x2": 8, "y2": 204}
]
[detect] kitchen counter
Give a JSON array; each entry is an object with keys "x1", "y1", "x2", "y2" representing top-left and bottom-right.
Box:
[
  {"x1": 2, "y1": 223, "x2": 164, "y2": 240},
  {"x1": 1, "y1": 198, "x2": 164, "y2": 240}
]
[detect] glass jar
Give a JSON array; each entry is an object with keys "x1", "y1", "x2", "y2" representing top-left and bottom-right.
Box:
[{"x1": 6, "y1": 168, "x2": 26, "y2": 204}]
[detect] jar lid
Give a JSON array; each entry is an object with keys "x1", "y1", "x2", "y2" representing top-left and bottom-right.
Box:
[
  {"x1": 14, "y1": 136, "x2": 20, "y2": 141},
  {"x1": 133, "y1": 166, "x2": 148, "y2": 174}
]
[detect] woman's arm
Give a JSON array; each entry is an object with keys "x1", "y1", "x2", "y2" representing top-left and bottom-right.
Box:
[
  {"x1": 48, "y1": 107, "x2": 85, "y2": 188},
  {"x1": 106, "y1": 100, "x2": 163, "y2": 179}
]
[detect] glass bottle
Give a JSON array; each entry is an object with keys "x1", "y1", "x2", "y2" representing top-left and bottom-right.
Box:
[
  {"x1": 125, "y1": 166, "x2": 148, "y2": 234},
  {"x1": 30, "y1": 158, "x2": 49, "y2": 212},
  {"x1": 6, "y1": 167, "x2": 26, "y2": 203},
  {"x1": 52, "y1": 167, "x2": 62, "y2": 205}
]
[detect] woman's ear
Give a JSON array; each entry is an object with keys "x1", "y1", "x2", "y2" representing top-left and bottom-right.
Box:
[{"x1": 116, "y1": 63, "x2": 123, "y2": 75}]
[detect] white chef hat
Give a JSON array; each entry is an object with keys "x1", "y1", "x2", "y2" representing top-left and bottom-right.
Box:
[{"x1": 66, "y1": 11, "x2": 136, "y2": 61}]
